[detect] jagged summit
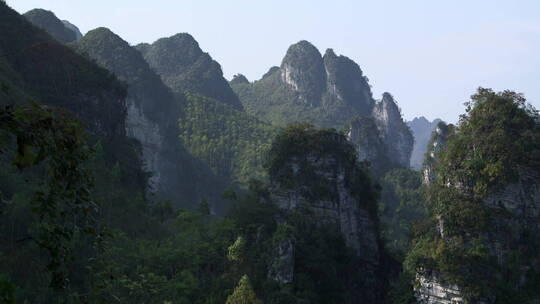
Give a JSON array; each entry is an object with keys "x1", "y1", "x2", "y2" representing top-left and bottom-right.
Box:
[
  {"x1": 232, "y1": 40, "x2": 376, "y2": 128},
  {"x1": 323, "y1": 48, "x2": 373, "y2": 113},
  {"x1": 135, "y1": 33, "x2": 243, "y2": 110},
  {"x1": 23, "y1": 8, "x2": 79, "y2": 43},
  {"x1": 230, "y1": 39, "x2": 412, "y2": 166},
  {"x1": 280, "y1": 40, "x2": 326, "y2": 105},
  {"x1": 324, "y1": 48, "x2": 337, "y2": 57},
  {"x1": 73, "y1": 27, "x2": 174, "y2": 114},
  {"x1": 376, "y1": 93, "x2": 401, "y2": 117},
  {"x1": 372, "y1": 93, "x2": 414, "y2": 168},
  {"x1": 281, "y1": 40, "x2": 322, "y2": 67}
]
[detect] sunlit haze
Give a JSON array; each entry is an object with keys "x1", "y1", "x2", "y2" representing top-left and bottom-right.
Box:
[{"x1": 8, "y1": 0, "x2": 540, "y2": 122}]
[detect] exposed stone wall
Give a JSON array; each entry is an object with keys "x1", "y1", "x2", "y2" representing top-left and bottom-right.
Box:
[
  {"x1": 415, "y1": 271, "x2": 464, "y2": 304},
  {"x1": 125, "y1": 100, "x2": 163, "y2": 190},
  {"x1": 269, "y1": 155, "x2": 380, "y2": 285},
  {"x1": 372, "y1": 93, "x2": 414, "y2": 169}
]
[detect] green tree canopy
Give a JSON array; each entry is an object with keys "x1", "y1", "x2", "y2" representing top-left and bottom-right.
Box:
[{"x1": 226, "y1": 275, "x2": 263, "y2": 304}]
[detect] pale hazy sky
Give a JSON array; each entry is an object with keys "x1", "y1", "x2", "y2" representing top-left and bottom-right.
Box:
[{"x1": 7, "y1": 0, "x2": 540, "y2": 122}]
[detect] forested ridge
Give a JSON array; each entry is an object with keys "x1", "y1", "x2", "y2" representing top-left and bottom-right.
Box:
[{"x1": 1, "y1": 2, "x2": 539, "y2": 304}]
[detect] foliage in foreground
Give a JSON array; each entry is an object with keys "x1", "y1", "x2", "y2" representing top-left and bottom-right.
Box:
[{"x1": 404, "y1": 88, "x2": 540, "y2": 302}]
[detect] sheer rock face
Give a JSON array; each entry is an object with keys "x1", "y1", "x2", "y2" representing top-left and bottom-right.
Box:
[
  {"x1": 323, "y1": 48, "x2": 374, "y2": 115},
  {"x1": 72, "y1": 28, "x2": 223, "y2": 205},
  {"x1": 135, "y1": 33, "x2": 243, "y2": 110},
  {"x1": 280, "y1": 40, "x2": 327, "y2": 106},
  {"x1": 73, "y1": 28, "x2": 177, "y2": 191},
  {"x1": 271, "y1": 154, "x2": 380, "y2": 265},
  {"x1": 346, "y1": 116, "x2": 388, "y2": 175},
  {"x1": 416, "y1": 271, "x2": 464, "y2": 304},
  {"x1": 23, "y1": 9, "x2": 78, "y2": 43},
  {"x1": 278, "y1": 42, "x2": 374, "y2": 111},
  {"x1": 278, "y1": 42, "x2": 374, "y2": 113},
  {"x1": 231, "y1": 40, "x2": 375, "y2": 129},
  {"x1": 372, "y1": 93, "x2": 414, "y2": 168}
]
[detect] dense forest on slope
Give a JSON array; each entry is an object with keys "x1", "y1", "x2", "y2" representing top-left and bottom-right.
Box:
[
  {"x1": 0, "y1": 4, "x2": 423, "y2": 302},
  {"x1": 136, "y1": 33, "x2": 243, "y2": 110},
  {"x1": 71, "y1": 26, "x2": 228, "y2": 209},
  {"x1": 179, "y1": 93, "x2": 277, "y2": 185},
  {"x1": 71, "y1": 25, "x2": 278, "y2": 203},
  {"x1": 23, "y1": 9, "x2": 79, "y2": 43},
  {"x1": 2, "y1": 2, "x2": 539, "y2": 304},
  {"x1": 378, "y1": 169, "x2": 426, "y2": 256}
]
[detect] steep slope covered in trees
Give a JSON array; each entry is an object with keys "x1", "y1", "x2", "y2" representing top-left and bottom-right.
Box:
[
  {"x1": 0, "y1": 3, "x2": 156, "y2": 301},
  {"x1": 72, "y1": 27, "x2": 226, "y2": 208},
  {"x1": 405, "y1": 89, "x2": 540, "y2": 303},
  {"x1": 136, "y1": 33, "x2": 243, "y2": 110},
  {"x1": 179, "y1": 93, "x2": 276, "y2": 185},
  {"x1": 23, "y1": 8, "x2": 80, "y2": 43}
]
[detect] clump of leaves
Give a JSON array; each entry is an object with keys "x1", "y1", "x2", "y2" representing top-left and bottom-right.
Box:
[
  {"x1": 226, "y1": 275, "x2": 263, "y2": 304},
  {"x1": 0, "y1": 103, "x2": 99, "y2": 290}
]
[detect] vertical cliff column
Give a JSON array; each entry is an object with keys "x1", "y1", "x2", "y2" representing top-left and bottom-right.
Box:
[
  {"x1": 372, "y1": 92, "x2": 414, "y2": 168},
  {"x1": 266, "y1": 126, "x2": 382, "y2": 287}
]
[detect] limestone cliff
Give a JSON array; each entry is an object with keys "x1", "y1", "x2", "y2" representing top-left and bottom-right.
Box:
[
  {"x1": 323, "y1": 48, "x2": 374, "y2": 115},
  {"x1": 72, "y1": 28, "x2": 225, "y2": 207},
  {"x1": 231, "y1": 40, "x2": 374, "y2": 129},
  {"x1": 232, "y1": 41, "x2": 412, "y2": 167},
  {"x1": 372, "y1": 93, "x2": 414, "y2": 168},
  {"x1": 280, "y1": 40, "x2": 326, "y2": 106},
  {"x1": 265, "y1": 126, "x2": 382, "y2": 297},
  {"x1": 270, "y1": 154, "x2": 380, "y2": 264},
  {"x1": 345, "y1": 116, "x2": 389, "y2": 175}
]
